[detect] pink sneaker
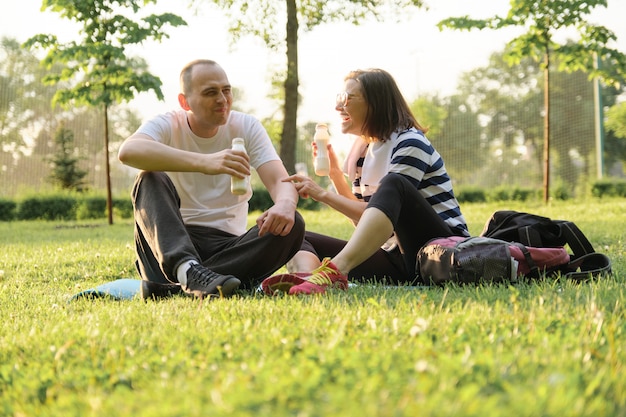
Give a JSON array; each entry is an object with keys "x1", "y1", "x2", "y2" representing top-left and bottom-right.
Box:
[
  {"x1": 288, "y1": 258, "x2": 349, "y2": 295},
  {"x1": 261, "y1": 272, "x2": 309, "y2": 296}
]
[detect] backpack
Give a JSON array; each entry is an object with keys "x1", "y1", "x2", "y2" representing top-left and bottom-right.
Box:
[
  {"x1": 480, "y1": 210, "x2": 593, "y2": 258},
  {"x1": 417, "y1": 236, "x2": 572, "y2": 285},
  {"x1": 416, "y1": 211, "x2": 611, "y2": 285}
]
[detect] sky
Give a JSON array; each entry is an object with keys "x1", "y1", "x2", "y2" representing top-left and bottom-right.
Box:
[{"x1": 2, "y1": 0, "x2": 626, "y2": 133}]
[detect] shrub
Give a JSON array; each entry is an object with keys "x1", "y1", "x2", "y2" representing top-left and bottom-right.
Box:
[
  {"x1": 17, "y1": 196, "x2": 76, "y2": 221},
  {"x1": 0, "y1": 199, "x2": 16, "y2": 221},
  {"x1": 487, "y1": 186, "x2": 513, "y2": 202},
  {"x1": 76, "y1": 196, "x2": 106, "y2": 219},
  {"x1": 455, "y1": 187, "x2": 486, "y2": 203},
  {"x1": 487, "y1": 186, "x2": 538, "y2": 202},
  {"x1": 113, "y1": 198, "x2": 133, "y2": 219},
  {"x1": 591, "y1": 179, "x2": 626, "y2": 198},
  {"x1": 297, "y1": 197, "x2": 322, "y2": 211},
  {"x1": 249, "y1": 188, "x2": 274, "y2": 211},
  {"x1": 550, "y1": 183, "x2": 571, "y2": 201}
]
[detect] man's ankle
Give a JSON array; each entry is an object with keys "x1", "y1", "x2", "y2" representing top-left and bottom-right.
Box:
[{"x1": 176, "y1": 260, "x2": 199, "y2": 285}]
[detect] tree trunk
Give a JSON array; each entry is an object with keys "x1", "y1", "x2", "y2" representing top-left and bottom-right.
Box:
[
  {"x1": 279, "y1": 0, "x2": 299, "y2": 174},
  {"x1": 104, "y1": 103, "x2": 113, "y2": 225}
]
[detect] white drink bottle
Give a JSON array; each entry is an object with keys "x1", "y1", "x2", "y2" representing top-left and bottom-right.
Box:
[
  {"x1": 231, "y1": 137, "x2": 250, "y2": 195},
  {"x1": 313, "y1": 123, "x2": 330, "y2": 176}
]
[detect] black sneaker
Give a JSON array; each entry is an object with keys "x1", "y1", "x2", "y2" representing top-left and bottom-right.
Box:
[
  {"x1": 140, "y1": 281, "x2": 182, "y2": 301},
  {"x1": 184, "y1": 263, "x2": 241, "y2": 299}
]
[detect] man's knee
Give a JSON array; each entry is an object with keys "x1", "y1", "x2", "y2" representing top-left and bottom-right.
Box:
[
  {"x1": 132, "y1": 171, "x2": 173, "y2": 200},
  {"x1": 134, "y1": 171, "x2": 168, "y2": 188}
]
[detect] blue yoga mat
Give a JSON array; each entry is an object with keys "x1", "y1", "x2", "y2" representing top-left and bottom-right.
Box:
[{"x1": 70, "y1": 278, "x2": 142, "y2": 301}]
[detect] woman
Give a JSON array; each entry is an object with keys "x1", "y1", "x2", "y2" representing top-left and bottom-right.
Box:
[{"x1": 263, "y1": 68, "x2": 469, "y2": 295}]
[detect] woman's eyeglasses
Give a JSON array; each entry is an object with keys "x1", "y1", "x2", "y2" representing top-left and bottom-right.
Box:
[{"x1": 336, "y1": 92, "x2": 360, "y2": 107}]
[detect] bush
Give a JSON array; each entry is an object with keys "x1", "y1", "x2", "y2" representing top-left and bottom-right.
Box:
[
  {"x1": 591, "y1": 179, "x2": 626, "y2": 198},
  {"x1": 76, "y1": 196, "x2": 106, "y2": 219},
  {"x1": 113, "y1": 198, "x2": 134, "y2": 219},
  {"x1": 487, "y1": 186, "x2": 538, "y2": 202},
  {"x1": 550, "y1": 183, "x2": 571, "y2": 201},
  {"x1": 297, "y1": 197, "x2": 322, "y2": 211},
  {"x1": 0, "y1": 199, "x2": 16, "y2": 221},
  {"x1": 17, "y1": 196, "x2": 76, "y2": 221},
  {"x1": 249, "y1": 188, "x2": 274, "y2": 211},
  {"x1": 455, "y1": 187, "x2": 486, "y2": 203}
]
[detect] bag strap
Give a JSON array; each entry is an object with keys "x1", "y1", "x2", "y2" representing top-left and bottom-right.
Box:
[
  {"x1": 518, "y1": 220, "x2": 595, "y2": 260},
  {"x1": 564, "y1": 252, "x2": 612, "y2": 281},
  {"x1": 556, "y1": 221, "x2": 596, "y2": 259},
  {"x1": 509, "y1": 242, "x2": 538, "y2": 276},
  {"x1": 517, "y1": 225, "x2": 543, "y2": 247}
]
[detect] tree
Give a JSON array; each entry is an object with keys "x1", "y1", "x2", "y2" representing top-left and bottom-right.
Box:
[
  {"x1": 202, "y1": 0, "x2": 426, "y2": 174},
  {"x1": 23, "y1": 0, "x2": 186, "y2": 224},
  {"x1": 438, "y1": 0, "x2": 626, "y2": 202},
  {"x1": 0, "y1": 37, "x2": 61, "y2": 154},
  {"x1": 605, "y1": 102, "x2": 626, "y2": 172},
  {"x1": 47, "y1": 122, "x2": 87, "y2": 191},
  {"x1": 409, "y1": 94, "x2": 486, "y2": 184},
  {"x1": 451, "y1": 48, "x2": 622, "y2": 193},
  {"x1": 606, "y1": 102, "x2": 626, "y2": 139}
]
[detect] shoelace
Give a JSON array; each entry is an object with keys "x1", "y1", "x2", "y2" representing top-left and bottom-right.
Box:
[
  {"x1": 189, "y1": 266, "x2": 218, "y2": 286},
  {"x1": 306, "y1": 259, "x2": 337, "y2": 286}
]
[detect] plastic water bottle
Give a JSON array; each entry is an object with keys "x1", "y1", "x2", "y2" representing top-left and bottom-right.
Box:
[
  {"x1": 231, "y1": 137, "x2": 249, "y2": 195},
  {"x1": 313, "y1": 123, "x2": 330, "y2": 176}
]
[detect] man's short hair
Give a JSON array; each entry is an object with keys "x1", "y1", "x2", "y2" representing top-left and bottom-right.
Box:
[{"x1": 179, "y1": 59, "x2": 219, "y2": 95}]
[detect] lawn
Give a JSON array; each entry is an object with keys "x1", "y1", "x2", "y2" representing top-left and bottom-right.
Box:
[{"x1": 0, "y1": 199, "x2": 625, "y2": 416}]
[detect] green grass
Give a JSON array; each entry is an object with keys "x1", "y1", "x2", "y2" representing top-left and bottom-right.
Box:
[{"x1": 1, "y1": 199, "x2": 625, "y2": 416}]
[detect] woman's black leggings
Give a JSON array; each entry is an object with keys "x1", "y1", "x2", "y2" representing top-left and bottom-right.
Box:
[{"x1": 301, "y1": 173, "x2": 461, "y2": 284}]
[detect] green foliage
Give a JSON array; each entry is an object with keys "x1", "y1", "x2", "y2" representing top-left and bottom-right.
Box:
[
  {"x1": 5, "y1": 181, "x2": 625, "y2": 223},
  {"x1": 22, "y1": 0, "x2": 187, "y2": 224},
  {"x1": 2, "y1": 191, "x2": 323, "y2": 222},
  {"x1": 205, "y1": 0, "x2": 427, "y2": 173},
  {"x1": 0, "y1": 200, "x2": 625, "y2": 416},
  {"x1": 606, "y1": 101, "x2": 626, "y2": 139},
  {"x1": 2, "y1": 194, "x2": 133, "y2": 222},
  {"x1": 449, "y1": 48, "x2": 624, "y2": 194},
  {"x1": 410, "y1": 94, "x2": 446, "y2": 138},
  {"x1": 0, "y1": 199, "x2": 16, "y2": 221},
  {"x1": 454, "y1": 187, "x2": 487, "y2": 203},
  {"x1": 438, "y1": 0, "x2": 626, "y2": 202},
  {"x1": 76, "y1": 196, "x2": 107, "y2": 220},
  {"x1": 248, "y1": 188, "x2": 274, "y2": 212},
  {"x1": 0, "y1": 37, "x2": 61, "y2": 151},
  {"x1": 1, "y1": 36, "x2": 146, "y2": 199},
  {"x1": 438, "y1": 0, "x2": 626, "y2": 86},
  {"x1": 487, "y1": 185, "x2": 540, "y2": 202},
  {"x1": 428, "y1": 94, "x2": 487, "y2": 183},
  {"x1": 23, "y1": 0, "x2": 187, "y2": 108},
  {"x1": 550, "y1": 181, "x2": 572, "y2": 201},
  {"x1": 17, "y1": 195, "x2": 76, "y2": 221},
  {"x1": 47, "y1": 123, "x2": 88, "y2": 191},
  {"x1": 211, "y1": 0, "x2": 426, "y2": 48},
  {"x1": 112, "y1": 198, "x2": 133, "y2": 219},
  {"x1": 591, "y1": 178, "x2": 626, "y2": 197},
  {"x1": 76, "y1": 197, "x2": 132, "y2": 220}
]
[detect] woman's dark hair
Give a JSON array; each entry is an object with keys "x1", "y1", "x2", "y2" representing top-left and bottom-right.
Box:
[{"x1": 346, "y1": 68, "x2": 428, "y2": 141}]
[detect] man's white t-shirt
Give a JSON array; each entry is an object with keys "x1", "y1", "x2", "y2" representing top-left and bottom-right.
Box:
[{"x1": 136, "y1": 110, "x2": 280, "y2": 235}]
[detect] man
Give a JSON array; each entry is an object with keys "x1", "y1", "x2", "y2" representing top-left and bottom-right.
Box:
[{"x1": 118, "y1": 59, "x2": 304, "y2": 299}]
